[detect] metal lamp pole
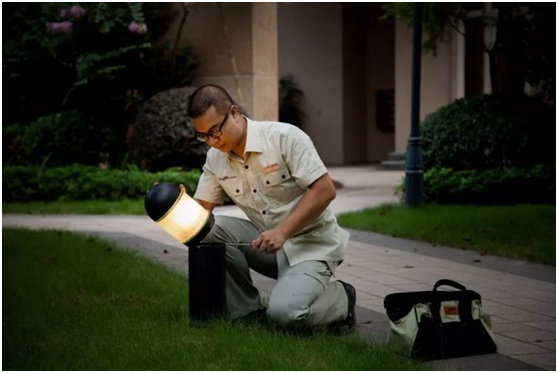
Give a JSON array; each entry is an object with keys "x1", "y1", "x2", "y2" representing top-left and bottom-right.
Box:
[{"x1": 405, "y1": 2, "x2": 424, "y2": 206}]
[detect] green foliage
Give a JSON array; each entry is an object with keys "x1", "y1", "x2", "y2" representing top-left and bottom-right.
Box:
[
  {"x1": 127, "y1": 2, "x2": 145, "y2": 23},
  {"x1": 380, "y1": 3, "x2": 464, "y2": 55},
  {"x1": 421, "y1": 95, "x2": 554, "y2": 170},
  {"x1": 3, "y1": 2, "x2": 199, "y2": 126},
  {"x1": 2, "y1": 123, "x2": 28, "y2": 165},
  {"x1": 2, "y1": 165, "x2": 201, "y2": 202},
  {"x1": 381, "y1": 3, "x2": 555, "y2": 102},
  {"x1": 405, "y1": 165, "x2": 556, "y2": 205},
  {"x1": 131, "y1": 87, "x2": 207, "y2": 171},
  {"x1": 337, "y1": 204, "x2": 555, "y2": 265},
  {"x1": 279, "y1": 75, "x2": 305, "y2": 128},
  {"x1": 73, "y1": 42, "x2": 151, "y2": 88},
  {"x1": 16, "y1": 110, "x2": 117, "y2": 167}
]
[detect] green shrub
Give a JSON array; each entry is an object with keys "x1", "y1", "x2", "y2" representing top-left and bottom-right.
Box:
[
  {"x1": 407, "y1": 165, "x2": 556, "y2": 205},
  {"x1": 130, "y1": 87, "x2": 207, "y2": 171},
  {"x1": 2, "y1": 165, "x2": 200, "y2": 202},
  {"x1": 421, "y1": 95, "x2": 554, "y2": 170},
  {"x1": 2, "y1": 123, "x2": 27, "y2": 165},
  {"x1": 2, "y1": 166, "x2": 42, "y2": 202},
  {"x1": 18, "y1": 111, "x2": 117, "y2": 167}
]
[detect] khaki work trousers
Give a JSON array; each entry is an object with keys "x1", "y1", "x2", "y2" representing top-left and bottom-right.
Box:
[{"x1": 202, "y1": 215, "x2": 349, "y2": 327}]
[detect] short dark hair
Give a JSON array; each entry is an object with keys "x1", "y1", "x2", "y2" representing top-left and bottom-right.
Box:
[{"x1": 187, "y1": 85, "x2": 235, "y2": 119}]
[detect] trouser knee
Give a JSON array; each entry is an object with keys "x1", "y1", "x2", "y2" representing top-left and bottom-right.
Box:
[
  {"x1": 203, "y1": 215, "x2": 233, "y2": 243},
  {"x1": 268, "y1": 296, "x2": 315, "y2": 327}
]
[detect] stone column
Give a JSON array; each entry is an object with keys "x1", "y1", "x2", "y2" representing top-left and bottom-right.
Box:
[{"x1": 163, "y1": 3, "x2": 278, "y2": 120}]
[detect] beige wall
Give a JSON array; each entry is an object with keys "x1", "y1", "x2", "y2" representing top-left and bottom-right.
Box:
[
  {"x1": 278, "y1": 3, "x2": 344, "y2": 165},
  {"x1": 279, "y1": 3, "x2": 396, "y2": 165},
  {"x1": 342, "y1": 3, "x2": 367, "y2": 164},
  {"x1": 162, "y1": 3, "x2": 278, "y2": 120},
  {"x1": 394, "y1": 19, "x2": 458, "y2": 153},
  {"x1": 365, "y1": 4, "x2": 395, "y2": 162}
]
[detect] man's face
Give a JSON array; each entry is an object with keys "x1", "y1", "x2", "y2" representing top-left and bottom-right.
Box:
[{"x1": 192, "y1": 105, "x2": 238, "y2": 153}]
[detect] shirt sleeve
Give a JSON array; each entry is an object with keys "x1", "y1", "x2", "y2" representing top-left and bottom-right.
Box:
[
  {"x1": 193, "y1": 162, "x2": 226, "y2": 205},
  {"x1": 280, "y1": 126, "x2": 328, "y2": 189}
]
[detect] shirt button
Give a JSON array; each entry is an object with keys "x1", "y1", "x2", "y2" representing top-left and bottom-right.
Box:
[
  {"x1": 236, "y1": 189, "x2": 240, "y2": 193},
  {"x1": 266, "y1": 181, "x2": 270, "y2": 185},
  {"x1": 245, "y1": 165, "x2": 249, "y2": 169},
  {"x1": 253, "y1": 189, "x2": 257, "y2": 193},
  {"x1": 262, "y1": 211, "x2": 266, "y2": 215},
  {"x1": 281, "y1": 175, "x2": 286, "y2": 179}
]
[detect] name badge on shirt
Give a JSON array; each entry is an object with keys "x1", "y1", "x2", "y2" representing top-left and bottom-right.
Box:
[
  {"x1": 263, "y1": 162, "x2": 279, "y2": 173},
  {"x1": 218, "y1": 175, "x2": 237, "y2": 182}
]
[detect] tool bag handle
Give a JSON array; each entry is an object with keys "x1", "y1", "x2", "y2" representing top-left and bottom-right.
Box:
[
  {"x1": 431, "y1": 279, "x2": 473, "y2": 325},
  {"x1": 433, "y1": 279, "x2": 467, "y2": 292}
]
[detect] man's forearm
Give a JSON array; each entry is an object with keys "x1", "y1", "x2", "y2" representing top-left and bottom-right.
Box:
[{"x1": 275, "y1": 178, "x2": 335, "y2": 239}]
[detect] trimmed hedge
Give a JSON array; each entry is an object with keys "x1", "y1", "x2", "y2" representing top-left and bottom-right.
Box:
[
  {"x1": 417, "y1": 165, "x2": 555, "y2": 205},
  {"x1": 421, "y1": 95, "x2": 554, "y2": 170},
  {"x1": 3, "y1": 165, "x2": 201, "y2": 202},
  {"x1": 4, "y1": 110, "x2": 118, "y2": 167}
]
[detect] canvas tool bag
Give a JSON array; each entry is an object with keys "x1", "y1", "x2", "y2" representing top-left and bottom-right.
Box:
[{"x1": 384, "y1": 279, "x2": 497, "y2": 360}]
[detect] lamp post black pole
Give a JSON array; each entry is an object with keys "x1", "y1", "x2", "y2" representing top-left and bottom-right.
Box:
[{"x1": 405, "y1": 2, "x2": 424, "y2": 206}]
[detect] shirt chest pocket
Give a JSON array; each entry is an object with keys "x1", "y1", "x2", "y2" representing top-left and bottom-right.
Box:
[
  {"x1": 262, "y1": 168, "x2": 303, "y2": 206},
  {"x1": 220, "y1": 178, "x2": 246, "y2": 203}
]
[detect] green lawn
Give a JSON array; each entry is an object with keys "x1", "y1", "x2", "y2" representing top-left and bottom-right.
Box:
[
  {"x1": 3, "y1": 199, "x2": 145, "y2": 215},
  {"x1": 3, "y1": 228, "x2": 425, "y2": 370},
  {"x1": 337, "y1": 204, "x2": 556, "y2": 265}
]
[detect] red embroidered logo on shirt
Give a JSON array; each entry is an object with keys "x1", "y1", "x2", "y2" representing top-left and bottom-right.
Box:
[{"x1": 263, "y1": 163, "x2": 279, "y2": 173}]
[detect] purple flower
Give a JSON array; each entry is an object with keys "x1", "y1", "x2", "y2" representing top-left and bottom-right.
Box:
[
  {"x1": 59, "y1": 21, "x2": 73, "y2": 33},
  {"x1": 128, "y1": 21, "x2": 139, "y2": 34},
  {"x1": 46, "y1": 21, "x2": 73, "y2": 34},
  {"x1": 183, "y1": 2, "x2": 194, "y2": 11},
  {"x1": 60, "y1": 8, "x2": 69, "y2": 19},
  {"x1": 128, "y1": 21, "x2": 148, "y2": 34},
  {"x1": 69, "y1": 5, "x2": 86, "y2": 19}
]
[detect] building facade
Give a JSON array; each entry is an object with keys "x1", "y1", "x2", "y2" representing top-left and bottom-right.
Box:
[{"x1": 167, "y1": 3, "x2": 494, "y2": 165}]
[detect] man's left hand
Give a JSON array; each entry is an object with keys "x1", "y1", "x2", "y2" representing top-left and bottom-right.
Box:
[{"x1": 251, "y1": 229, "x2": 287, "y2": 254}]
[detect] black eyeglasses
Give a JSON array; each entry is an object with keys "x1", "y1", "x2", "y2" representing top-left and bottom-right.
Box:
[{"x1": 195, "y1": 105, "x2": 233, "y2": 143}]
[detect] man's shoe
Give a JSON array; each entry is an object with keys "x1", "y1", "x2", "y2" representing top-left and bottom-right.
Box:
[{"x1": 330, "y1": 280, "x2": 357, "y2": 334}]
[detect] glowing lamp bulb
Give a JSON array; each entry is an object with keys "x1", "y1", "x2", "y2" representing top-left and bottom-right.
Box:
[{"x1": 145, "y1": 183, "x2": 214, "y2": 245}]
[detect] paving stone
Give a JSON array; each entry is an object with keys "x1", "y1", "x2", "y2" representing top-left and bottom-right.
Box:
[
  {"x1": 491, "y1": 315, "x2": 513, "y2": 324},
  {"x1": 509, "y1": 353, "x2": 556, "y2": 370},
  {"x1": 500, "y1": 330, "x2": 556, "y2": 343},
  {"x1": 357, "y1": 283, "x2": 402, "y2": 298},
  {"x1": 358, "y1": 298, "x2": 386, "y2": 311},
  {"x1": 355, "y1": 291, "x2": 382, "y2": 302},
  {"x1": 495, "y1": 334, "x2": 551, "y2": 355},
  {"x1": 494, "y1": 322, "x2": 545, "y2": 334},
  {"x1": 495, "y1": 298, "x2": 556, "y2": 315},
  {"x1": 438, "y1": 353, "x2": 544, "y2": 371},
  {"x1": 500, "y1": 312, "x2": 555, "y2": 323},
  {"x1": 392, "y1": 283, "x2": 433, "y2": 292},
  {"x1": 533, "y1": 340, "x2": 556, "y2": 352},
  {"x1": 524, "y1": 321, "x2": 556, "y2": 333}
]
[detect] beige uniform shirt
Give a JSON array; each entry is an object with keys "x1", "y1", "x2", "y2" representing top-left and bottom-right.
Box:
[{"x1": 194, "y1": 117, "x2": 350, "y2": 267}]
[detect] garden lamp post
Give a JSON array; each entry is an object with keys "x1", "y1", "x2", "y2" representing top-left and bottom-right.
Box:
[
  {"x1": 145, "y1": 182, "x2": 226, "y2": 322},
  {"x1": 406, "y1": 2, "x2": 424, "y2": 206}
]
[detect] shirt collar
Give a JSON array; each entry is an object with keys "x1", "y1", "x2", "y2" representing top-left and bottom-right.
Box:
[
  {"x1": 226, "y1": 116, "x2": 262, "y2": 163},
  {"x1": 243, "y1": 116, "x2": 263, "y2": 155}
]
